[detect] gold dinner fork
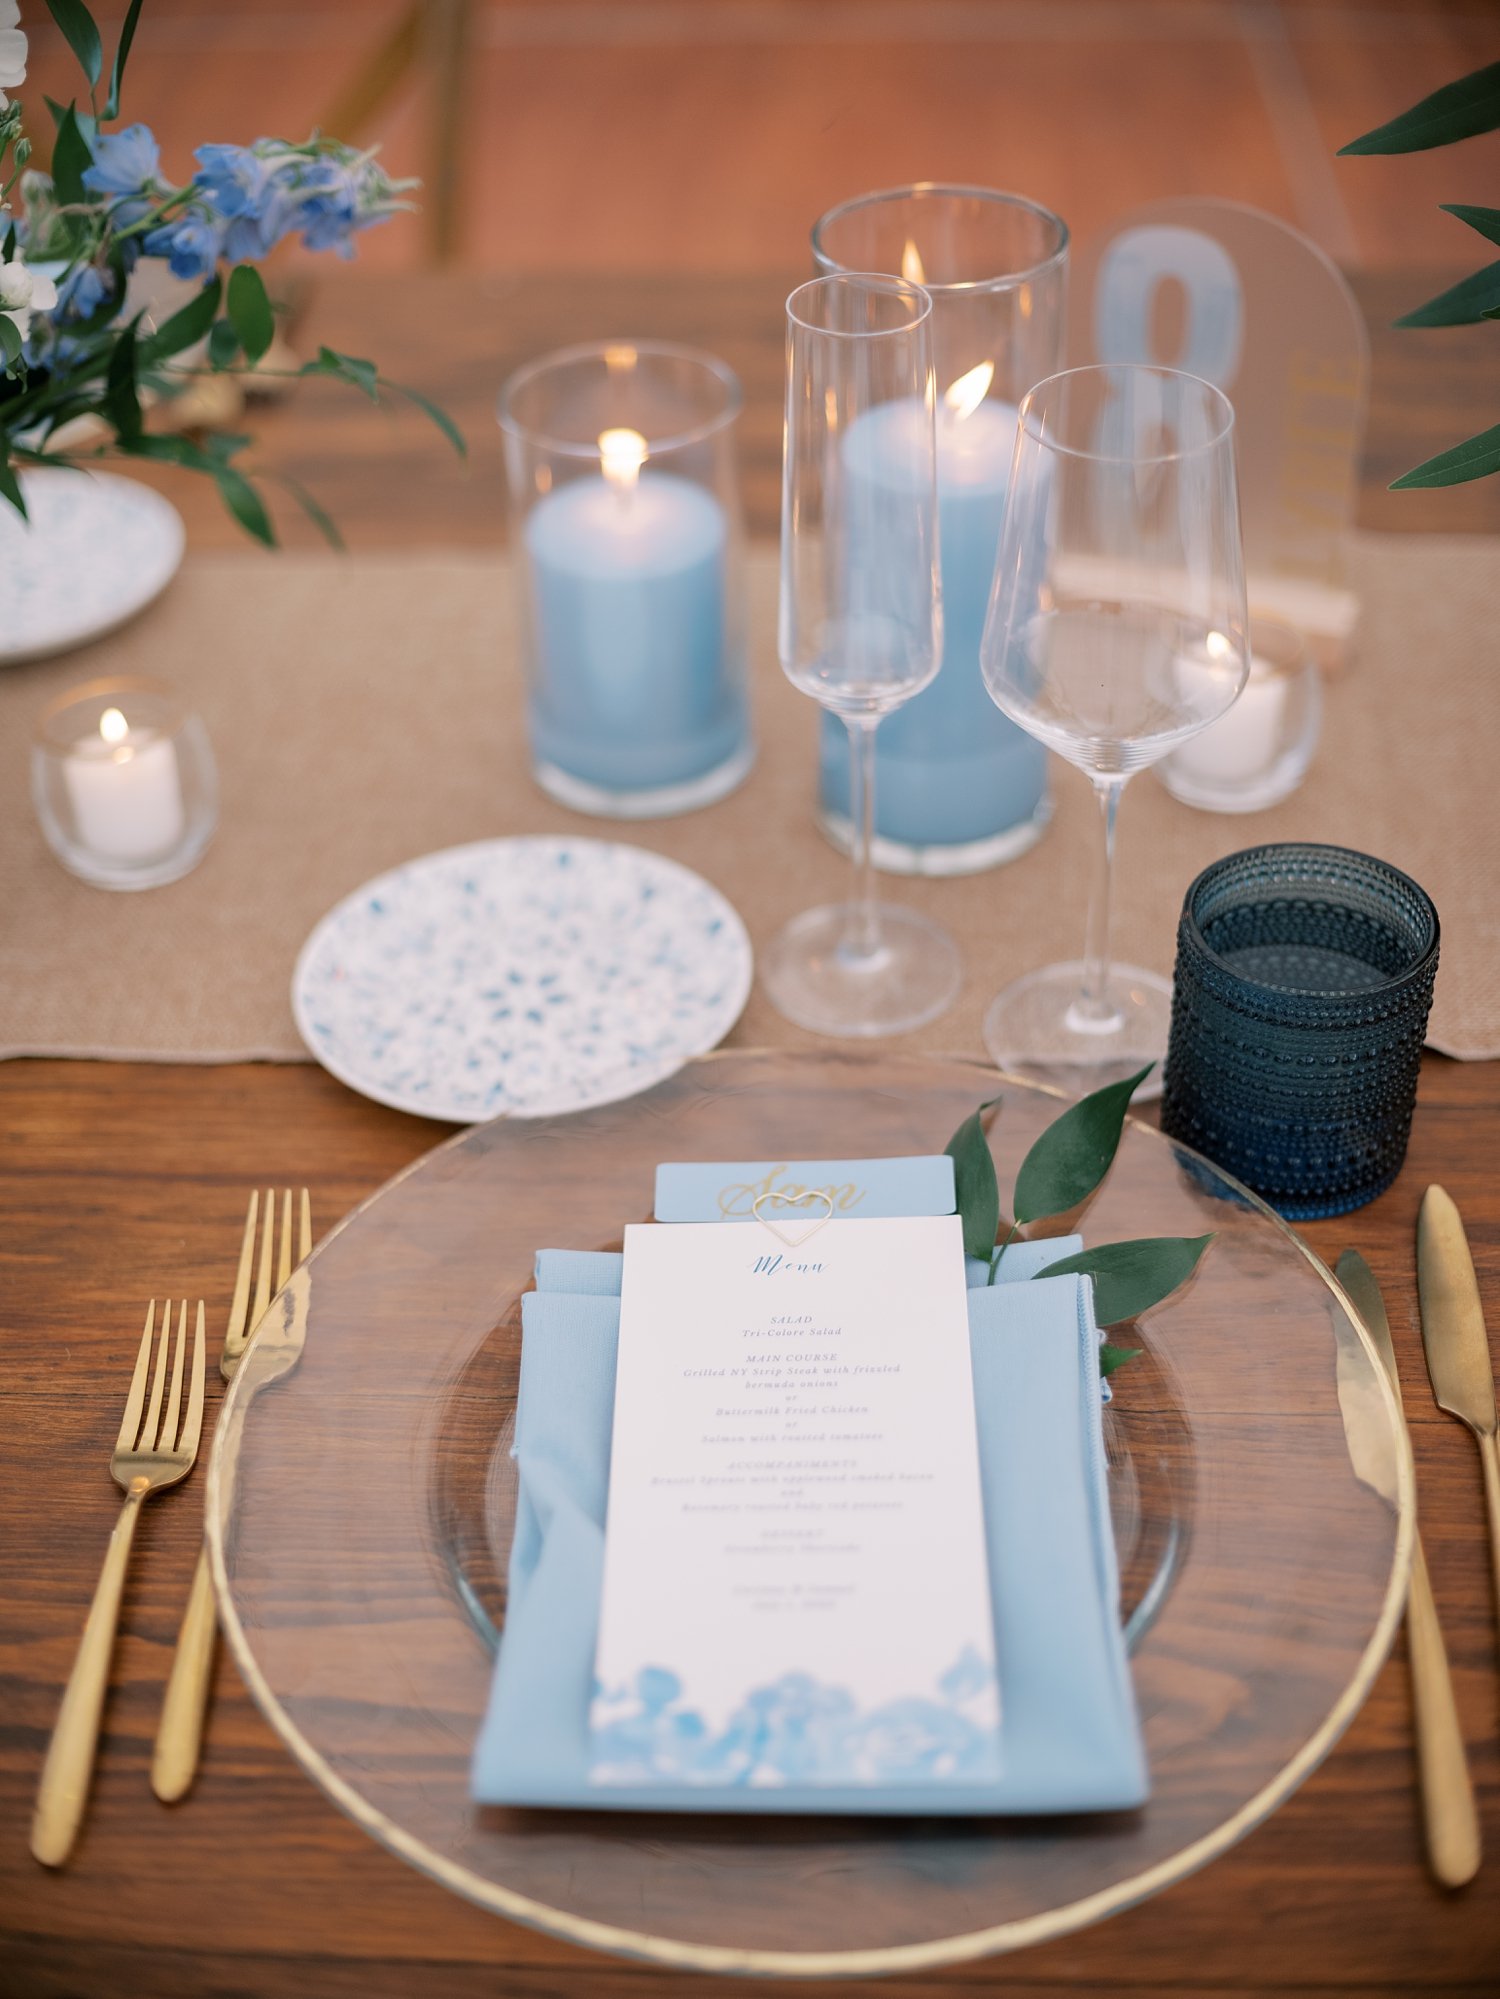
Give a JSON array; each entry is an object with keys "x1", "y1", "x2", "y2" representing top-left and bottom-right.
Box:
[
  {"x1": 32, "y1": 1299, "x2": 206, "y2": 1867},
  {"x1": 151, "y1": 1190, "x2": 311, "y2": 1803}
]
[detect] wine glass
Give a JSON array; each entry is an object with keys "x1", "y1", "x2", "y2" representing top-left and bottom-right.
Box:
[
  {"x1": 979, "y1": 363, "x2": 1250, "y2": 1091},
  {"x1": 762, "y1": 273, "x2": 960, "y2": 1038}
]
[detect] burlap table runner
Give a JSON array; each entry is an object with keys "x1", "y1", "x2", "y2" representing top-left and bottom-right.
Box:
[{"x1": 1, "y1": 535, "x2": 1493, "y2": 1071}]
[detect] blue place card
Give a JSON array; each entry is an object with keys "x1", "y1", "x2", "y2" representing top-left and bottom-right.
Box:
[{"x1": 653, "y1": 1155, "x2": 955, "y2": 1224}]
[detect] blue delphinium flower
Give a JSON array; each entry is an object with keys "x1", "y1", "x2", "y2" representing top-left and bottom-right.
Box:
[
  {"x1": 57, "y1": 261, "x2": 113, "y2": 318},
  {"x1": 82, "y1": 122, "x2": 161, "y2": 197},
  {"x1": 143, "y1": 212, "x2": 224, "y2": 284}
]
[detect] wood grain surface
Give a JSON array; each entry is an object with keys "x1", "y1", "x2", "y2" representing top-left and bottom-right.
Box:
[{"x1": 3, "y1": 269, "x2": 1500, "y2": 1997}]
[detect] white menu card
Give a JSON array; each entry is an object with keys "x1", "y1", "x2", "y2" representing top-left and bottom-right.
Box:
[{"x1": 588, "y1": 1216, "x2": 1001, "y2": 1789}]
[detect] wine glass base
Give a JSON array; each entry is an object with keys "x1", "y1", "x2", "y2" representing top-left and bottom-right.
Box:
[
  {"x1": 762, "y1": 903, "x2": 961, "y2": 1039},
  {"x1": 983, "y1": 960, "x2": 1171, "y2": 1099}
]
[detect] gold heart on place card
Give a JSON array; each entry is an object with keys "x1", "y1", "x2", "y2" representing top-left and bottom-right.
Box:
[{"x1": 751, "y1": 1188, "x2": 834, "y2": 1248}]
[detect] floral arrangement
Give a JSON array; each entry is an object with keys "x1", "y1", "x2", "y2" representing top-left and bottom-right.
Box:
[
  {"x1": 0, "y1": 0, "x2": 461, "y2": 541},
  {"x1": 1341, "y1": 60, "x2": 1500, "y2": 489}
]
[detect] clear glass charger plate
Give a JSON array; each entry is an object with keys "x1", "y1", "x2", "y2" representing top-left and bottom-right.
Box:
[{"x1": 207, "y1": 1050, "x2": 1412, "y2": 1979}]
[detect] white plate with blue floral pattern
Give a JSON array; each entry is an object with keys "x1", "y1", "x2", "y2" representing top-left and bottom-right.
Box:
[
  {"x1": 0, "y1": 470, "x2": 186, "y2": 664},
  {"x1": 292, "y1": 836, "x2": 754, "y2": 1122}
]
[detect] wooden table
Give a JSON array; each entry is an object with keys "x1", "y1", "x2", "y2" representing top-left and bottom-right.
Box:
[{"x1": 4, "y1": 272, "x2": 1499, "y2": 1999}]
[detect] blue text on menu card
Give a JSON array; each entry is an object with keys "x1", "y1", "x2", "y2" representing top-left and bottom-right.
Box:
[{"x1": 589, "y1": 1216, "x2": 1001, "y2": 1788}]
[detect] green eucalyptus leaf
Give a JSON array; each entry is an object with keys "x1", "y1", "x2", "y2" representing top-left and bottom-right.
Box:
[
  {"x1": 50, "y1": 104, "x2": 93, "y2": 208},
  {"x1": 226, "y1": 264, "x2": 274, "y2": 365},
  {"x1": 945, "y1": 1098, "x2": 1001, "y2": 1261},
  {"x1": 45, "y1": 0, "x2": 104, "y2": 91},
  {"x1": 117, "y1": 433, "x2": 220, "y2": 472},
  {"x1": 1034, "y1": 1234, "x2": 1213, "y2": 1326},
  {"x1": 214, "y1": 466, "x2": 276, "y2": 547},
  {"x1": 1339, "y1": 59, "x2": 1500, "y2": 155},
  {"x1": 381, "y1": 376, "x2": 467, "y2": 457},
  {"x1": 0, "y1": 313, "x2": 23, "y2": 373},
  {"x1": 140, "y1": 275, "x2": 221, "y2": 362},
  {"x1": 1393, "y1": 261, "x2": 1500, "y2": 327},
  {"x1": 1440, "y1": 203, "x2": 1500, "y2": 250},
  {"x1": 1012, "y1": 1065, "x2": 1153, "y2": 1225},
  {"x1": 1390, "y1": 423, "x2": 1500, "y2": 490},
  {"x1": 208, "y1": 317, "x2": 241, "y2": 371},
  {"x1": 0, "y1": 456, "x2": 25, "y2": 515},
  {"x1": 104, "y1": 0, "x2": 146, "y2": 122},
  {"x1": 103, "y1": 317, "x2": 142, "y2": 439},
  {"x1": 276, "y1": 475, "x2": 345, "y2": 551},
  {"x1": 302, "y1": 344, "x2": 379, "y2": 401},
  {"x1": 1099, "y1": 1343, "x2": 1142, "y2": 1379}
]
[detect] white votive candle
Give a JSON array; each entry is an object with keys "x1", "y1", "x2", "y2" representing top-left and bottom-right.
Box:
[
  {"x1": 1171, "y1": 650, "x2": 1288, "y2": 788},
  {"x1": 63, "y1": 705, "x2": 186, "y2": 863}
]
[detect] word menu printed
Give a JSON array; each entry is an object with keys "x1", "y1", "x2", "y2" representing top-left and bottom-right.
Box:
[{"x1": 589, "y1": 1216, "x2": 1001, "y2": 1790}]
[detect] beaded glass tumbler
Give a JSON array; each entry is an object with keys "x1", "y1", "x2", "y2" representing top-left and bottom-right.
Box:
[{"x1": 1161, "y1": 844, "x2": 1439, "y2": 1219}]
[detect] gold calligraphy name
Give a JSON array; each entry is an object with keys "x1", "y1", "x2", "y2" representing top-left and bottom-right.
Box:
[{"x1": 717, "y1": 1165, "x2": 865, "y2": 1219}]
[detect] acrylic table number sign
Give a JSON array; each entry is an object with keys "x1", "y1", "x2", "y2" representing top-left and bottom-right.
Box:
[
  {"x1": 589, "y1": 1215, "x2": 1001, "y2": 1789},
  {"x1": 1074, "y1": 199, "x2": 1368, "y2": 671}
]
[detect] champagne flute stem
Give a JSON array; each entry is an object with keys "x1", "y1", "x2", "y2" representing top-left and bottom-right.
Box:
[
  {"x1": 1072, "y1": 774, "x2": 1126, "y2": 1031},
  {"x1": 844, "y1": 715, "x2": 882, "y2": 963}
]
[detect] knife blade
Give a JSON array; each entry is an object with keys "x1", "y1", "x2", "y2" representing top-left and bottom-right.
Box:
[
  {"x1": 1417, "y1": 1184, "x2": 1500, "y2": 1705},
  {"x1": 1337, "y1": 1250, "x2": 1480, "y2": 1886}
]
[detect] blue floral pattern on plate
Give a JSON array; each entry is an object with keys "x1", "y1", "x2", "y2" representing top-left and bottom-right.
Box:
[
  {"x1": 590, "y1": 1650, "x2": 1002, "y2": 1787},
  {"x1": 291, "y1": 836, "x2": 753, "y2": 1122},
  {"x1": 0, "y1": 470, "x2": 185, "y2": 665}
]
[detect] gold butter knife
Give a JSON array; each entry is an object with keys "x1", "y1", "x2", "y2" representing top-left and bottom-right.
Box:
[
  {"x1": 1337, "y1": 1250, "x2": 1479, "y2": 1887},
  {"x1": 1417, "y1": 1186, "x2": 1500, "y2": 1646}
]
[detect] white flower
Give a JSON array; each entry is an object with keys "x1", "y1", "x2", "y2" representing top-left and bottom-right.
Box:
[
  {"x1": 0, "y1": 248, "x2": 54, "y2": 340},
  {"x1": 0, "y1": 4, "x2": 26, "y2": 110}
]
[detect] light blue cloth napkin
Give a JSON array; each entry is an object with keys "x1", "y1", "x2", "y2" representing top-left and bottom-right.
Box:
[{"x1": 473, "y1": 1233, "x2": 1148, "y2": 1814}]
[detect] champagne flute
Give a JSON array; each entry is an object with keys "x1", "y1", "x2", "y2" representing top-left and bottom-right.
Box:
[
  {"x1": 763, "y1": 273, "x2": 960, "y2": 1037},
  {"x1": 979, "y1": 363, "x2": 1250, "y2": 1090}
]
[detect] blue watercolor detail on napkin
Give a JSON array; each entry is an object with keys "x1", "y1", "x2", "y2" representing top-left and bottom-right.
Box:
[{"x1": 590, "y1": 1646, "x2": 1001, "y2": 1787}]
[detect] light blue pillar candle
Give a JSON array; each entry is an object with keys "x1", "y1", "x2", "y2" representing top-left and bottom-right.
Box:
[
  {"x1": 523, "y1": 458, "x2": 749, "y2": 808},
  {"x1": 822, "y1": 391, "x2": 1048, "y2": 870}
]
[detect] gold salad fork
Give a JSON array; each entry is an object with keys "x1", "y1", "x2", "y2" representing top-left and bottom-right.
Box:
[
  {"x1": 32, "y1": 1300, "x2": 206, "y2": 1867},
  {"x1": 151, "y1": 1190, "x2": 311, "y2": 1803}
]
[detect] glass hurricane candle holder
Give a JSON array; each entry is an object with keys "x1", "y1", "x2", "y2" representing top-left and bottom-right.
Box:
[
  {"x1": 499, "y1": 341, "x2": 752, "y2": 818},
  {"x1": 32, "y1": 676, "x2": 218, "y2": 889},
  {"x1": 1158, "y1": 614, "x2": 1321, "y2": 813},
  {"x1": 811, "y1": 184, "x2": 1068, "y2": 875}
]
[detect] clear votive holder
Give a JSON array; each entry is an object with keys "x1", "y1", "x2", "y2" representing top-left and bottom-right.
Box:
[
  {"x1": 32, "y1": 677, "x2": 218, "y2": 889},
  {"x1": 1158, "y1": 613, "x2": 1321, "y2": 813},
  {"x1": 499, "y1": 341, "x2": 752, "y2": 817},
  {"x1": 1161, "y1": 843, "x2": 1439, "y2": 1219},
  {"x1": 811, "y1": 183, "x2": 1068, "y2": 874}
]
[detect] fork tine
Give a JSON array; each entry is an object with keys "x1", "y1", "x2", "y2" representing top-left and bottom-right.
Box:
[
  {"x1": 157, "y1": 1300, "x2": 188, "y2": 1452},
  {"x1": 251, "y1": 1186, "x2": 275, "y2": 1326},
  {"x1": 225, "y1": 1191, "x2": 257, "y2": 1350},
  {"x1": 115, "y1": 1301, "x2": 157, "y2": 1452},
  {"x1": 299, "y1": 1189, "x2": 312, "y2": 1264},
  {"x1": 277, "y1": 1189, "x2": 293, "y2": 1291},
  {"x1": 139, "y1": 1294, "x2": 172, "y2": 1452},
  {"x1": 178, "y1": 1301, "x2": 206, "y2": 1458}
]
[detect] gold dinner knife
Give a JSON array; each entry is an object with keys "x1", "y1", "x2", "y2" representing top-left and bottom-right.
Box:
[
  {"x1": 1418, "y1": 1186, "x2": 1500, "y2": 1643},
  {"x1": 1337, "y1": 1251, "x2": 1479, "y2": 1888}
]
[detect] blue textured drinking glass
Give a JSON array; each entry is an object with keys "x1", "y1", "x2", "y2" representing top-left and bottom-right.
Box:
[{"x1": 1160, "y1": 843, "x2": 1439, "y2": 1219}]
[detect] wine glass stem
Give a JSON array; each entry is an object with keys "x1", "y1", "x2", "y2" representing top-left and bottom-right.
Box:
[
  {"x1": 1073, "y1": 774, "x2": 1127, "y2": 1032},
  {"x1": 844, "y1": 715, "x2": 883, "y2": 964}
]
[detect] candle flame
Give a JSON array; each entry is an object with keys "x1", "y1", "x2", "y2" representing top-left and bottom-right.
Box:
[
  {"x1": 900, "y1": 239, "x2": 925, "y2": 286},
  {"x1": 599, "y1": 426, "x2": 648, "y2": 492},
  {"x1": 99, "y1": 706, "x2": 129, "y2": 745},
  {"x1": 943, "y1": 361, "x2": 994, "y2": 424}
]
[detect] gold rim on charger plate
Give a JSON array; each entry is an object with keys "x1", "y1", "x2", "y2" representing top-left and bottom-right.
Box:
[{"x1": 204, "y1": 1049, "x2": 1416, "y2": 1979}]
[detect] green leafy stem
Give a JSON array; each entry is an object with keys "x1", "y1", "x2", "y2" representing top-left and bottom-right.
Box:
[
  {"x1": 1340, "y1": 60, "x2": 1500, "y2": 489},
  {"x1": 943, "y1": 1065, "x2": 1213, "y2": 1380}
]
